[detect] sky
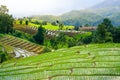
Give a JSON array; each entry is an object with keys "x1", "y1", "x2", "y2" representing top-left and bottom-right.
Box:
[{"x1": 0, "y1": 0, "x2": 104, "y2": 17}]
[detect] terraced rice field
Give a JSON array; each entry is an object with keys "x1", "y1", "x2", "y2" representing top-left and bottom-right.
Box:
[
  {"x1": 0, "y1": 43, "x2": 120, "y2": 80},
  {"x1": 0, "y1": 35, "x2": 43, "y2": 54},
  {"x1": 14, "y1": 22, "x2": 74, "y2": 31}
]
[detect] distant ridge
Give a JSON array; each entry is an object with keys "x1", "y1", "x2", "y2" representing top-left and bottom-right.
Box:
[
  {"x1": 91, "y1": 0, "x2": 120, "y2": 9},
  {"x1": 31, "y1": 0, "x2": 120, "y2": 26}
]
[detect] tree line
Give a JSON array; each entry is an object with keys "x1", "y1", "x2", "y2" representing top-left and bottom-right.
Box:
[
  {"x1": 43, "y1": 18, "x2": 120, "y2": 49},
  {"x1": 92, "y1": 18, "x2": 120, "y2": 43},
  {"x1": 0, "y1": 5, "x2": 120, "y2": 50}
]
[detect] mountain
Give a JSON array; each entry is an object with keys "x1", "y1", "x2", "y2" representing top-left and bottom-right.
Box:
[
  {"x1": 60, "y1": 10, "x2": 103, "y2": 26},
  {"x1": 31, "y1": 15, "x2": 60, "y2": 22},
  {"x1": 92, "y1": 0, "x2": 120, "y2": 9},
  {"x1": 31, "y1": 0, "x2": 120, "y2": 26},
  {"x1": 61, "y1": 0, "x2": 120, "y2": 26}
]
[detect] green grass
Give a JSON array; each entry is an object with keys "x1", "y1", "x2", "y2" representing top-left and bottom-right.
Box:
[
  {"x1": 15, "y1": 20, "x2": 74, "y2": 30},
  {"x1": 0, "y1": 35, "x2": 14, "y2": 53},
  {"x1": 74, "y1": 31, "x2": 92, "y2": 39},
  {"x1": 0, "y1": 34, "x2": 4, "y2": 38},
  {"x1": 0, "y1": 43, "x2": 120, "y2": 80}
]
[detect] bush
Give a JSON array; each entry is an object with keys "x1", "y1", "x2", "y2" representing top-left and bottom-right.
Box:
[
  {"x1": 50, "y1": 38, "x2": 59, "y2": 49},
  {"x1": 68, "y1": 38, "x2": 76, "y2": 48},
  {"x1": 51, "y1": 22, "x2": 57, "y2": 26},
  {"x1": 10, "y1": 30, "x2": 35, "y2": 42},
  {"x1": 42, "y1": 47, "x2": 51, "y2": 53},
  {"x1": 0, "y1": 52, "x2": 7, "y2": 63},
  {"x1": 31, "y1": 21, "x2": 41, "y2": 25},
  {"x1": 42, "y1": 21, "x2": 47, "y2": 25},
  {"x1": 83, "y1": 35, "x2": 92, "y2": 44},
  {"x1": 12, "y1": 30, "x2": 22, "y2": 37}
]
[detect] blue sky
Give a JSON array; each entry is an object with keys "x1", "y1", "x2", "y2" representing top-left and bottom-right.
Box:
[{"x1": 0, "y1": 0, "x2": 104, "y2": 17}]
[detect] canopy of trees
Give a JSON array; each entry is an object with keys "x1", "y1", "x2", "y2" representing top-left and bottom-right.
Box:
[
  {"x1": 0, "y1": 5, "x2": 14, "y2": 34},
  {"x1": 33, "y1": 25, "x2": 46, "y2": 45},
  {"x1": 93, "y1": 18, "x2": 120, "y2": 43},
  {"x1": 0, "y1": 5, "x2": 9, "y2": 14}
]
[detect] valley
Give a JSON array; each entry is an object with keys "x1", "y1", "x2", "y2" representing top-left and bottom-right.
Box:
[{"x1": 0, "y1": 0, "x2": 120, "y2": 80}]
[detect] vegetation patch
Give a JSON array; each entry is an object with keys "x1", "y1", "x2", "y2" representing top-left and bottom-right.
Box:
[{"x1": 0, "y1": 43, "x2": 120, "y2": 80}]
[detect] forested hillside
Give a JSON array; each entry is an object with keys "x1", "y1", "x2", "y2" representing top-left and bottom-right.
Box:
[{"x1": 31, "y1": 0, "x2": 120, "y2": 26}]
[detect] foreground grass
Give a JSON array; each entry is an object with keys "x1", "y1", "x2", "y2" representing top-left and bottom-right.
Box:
[{"x1": 0, "y1": 43, "x2": 120, "y2": 80}]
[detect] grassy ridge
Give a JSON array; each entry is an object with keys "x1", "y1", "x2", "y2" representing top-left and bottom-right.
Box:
[{"x1": 0, "y1": 43, "x2": 120, "y2": 80}]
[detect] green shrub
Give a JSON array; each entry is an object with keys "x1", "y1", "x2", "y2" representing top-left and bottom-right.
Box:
[
  {"x1": 68, "y1": 38, "x2": 76, "y2": 48},
  {"x1": 42, "y1": 47, "x2": 51, "y2": 53},
  {"x1": 0, "y1": 52, "x2": 7, "y2": 63},
  {"x1": 10, "y1": 30, "x2": 35, "y2": 43}
]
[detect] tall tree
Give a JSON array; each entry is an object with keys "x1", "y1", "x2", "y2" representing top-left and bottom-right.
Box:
[
  {"x1": 25, "y1": 20, "x2": 29, "y2": 25},
  {"x1": 97, "y1": 24, "x2": 107, "y2": 40},
  {"x1": 0, "y1": 13, "x2": 14, "y2": 33},
  {"x1": 95, "y1": 18, "x2": 113, "y2": 43},
  {"x1": 20, "y1": 20, "x2": 23, "y2": 25},
  {"x1": 0, "y1": 5, "x2": 14, "y2": 34},
  {"x1": 102, "y1": 18, "x2": 113, "y2": 32},
  {"x1": 113, "y1": 27, "x2": 120, "y2": 43},
  {"x1": 0, "y1": 53, "x2": 6, "y2": 63},
  {"x1": 0, "y1": 5, "x2": 9, "y2": 14},
  {"x1": 74, "y1": 26, "x2": 79, "y2": 31},
  {"x1": 33, "y1": 25, "x2": 46, "y2": 45}
]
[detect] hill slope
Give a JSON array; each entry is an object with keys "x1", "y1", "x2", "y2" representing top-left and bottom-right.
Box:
[
  {"x1": 0, "y1": 43, "x2": 120, "y2": 80},
  {"x1": 61, "y1": 0, "x2": 120, "y2": 26},
  {"x1": 92, "y1": 0, "x2": 120, "y2": 9},
  {"x1": 31, "y1": 0, "x2": 120, "y2": 26},
  {"x1": 0, "y1": 35, "x2": 44, "y2": 58}
]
